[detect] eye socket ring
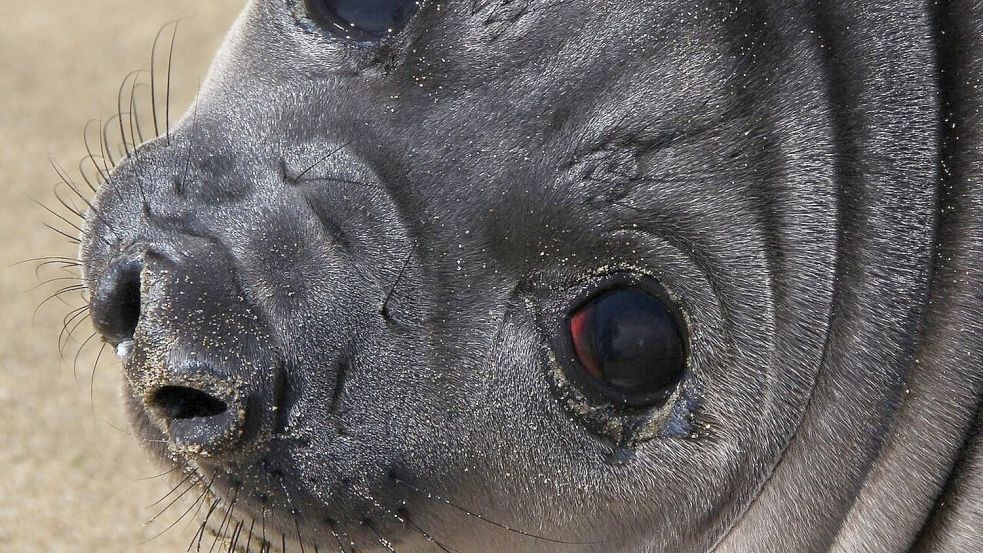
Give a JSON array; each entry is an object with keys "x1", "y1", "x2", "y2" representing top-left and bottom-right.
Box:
[
  {"x1": 554, "y1": 273, "x2": 689, "y2": 409},
  {"x1": 303, "y1": 0, "x2": 423, "y2": 42}
]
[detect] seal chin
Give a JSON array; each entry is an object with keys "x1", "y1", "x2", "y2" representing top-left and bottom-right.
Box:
[
  {"x1": 135, "y1": 436, "x2": 397, "y2": 553},
  {"x1": 116, "y1": 345, "x2": 367, "y2": 552}
]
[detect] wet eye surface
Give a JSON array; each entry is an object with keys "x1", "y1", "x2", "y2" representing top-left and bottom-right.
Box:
[
  {"x1": 306, "y1": 0, "x2": 422, "y2": 41},
  {"x1": 564, "y1": 284, "x2": 686, "y2": 407}
]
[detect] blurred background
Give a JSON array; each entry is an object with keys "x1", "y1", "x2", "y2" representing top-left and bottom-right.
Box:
[{"x1": 0, "y1": 1, "x2": 244, "y2": 550}]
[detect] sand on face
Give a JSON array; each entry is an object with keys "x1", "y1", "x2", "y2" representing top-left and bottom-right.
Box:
[{"x1": 0, "y1": 1, "x2": 243, "y2": 550}]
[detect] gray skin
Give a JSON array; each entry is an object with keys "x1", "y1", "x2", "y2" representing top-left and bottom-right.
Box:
[{"x1": 76, "y1": 0, "x2": 983, "y2": 552}]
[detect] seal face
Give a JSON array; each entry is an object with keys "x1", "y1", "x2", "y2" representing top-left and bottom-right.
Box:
[{"x1": 76, "y1": 1, "x2": 983, "y2": 552}]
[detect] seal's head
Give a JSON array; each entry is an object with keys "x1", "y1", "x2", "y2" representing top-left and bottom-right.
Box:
[{"x1": 77, "y1": 1, "x2": 983, "y2": 552}]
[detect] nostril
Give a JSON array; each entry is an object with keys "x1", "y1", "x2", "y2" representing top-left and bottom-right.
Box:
[
  {"x1": 150, "y1": 385, "x2": 228, "y2": 420},
  {"x1": 91, "y1": 257, "x2": 143, "y2": 344},
  {"x1": 145, "y1": 382, "x2": 248, "y2": 457}
]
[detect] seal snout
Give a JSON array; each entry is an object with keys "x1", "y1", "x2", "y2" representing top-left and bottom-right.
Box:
[{"x1": 87, "y1": 243, "x2": 282, "y2": 459}]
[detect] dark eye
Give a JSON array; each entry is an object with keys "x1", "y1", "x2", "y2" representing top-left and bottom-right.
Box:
[
  {"x1": 306, "y1": 0, "x2": 422, "y2": 41},
  {"x1": 566, "y1": 286, "x2": 686, "y2": 406}
]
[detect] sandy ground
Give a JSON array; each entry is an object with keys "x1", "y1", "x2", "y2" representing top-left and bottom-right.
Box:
[{"x1": 0, "y1": 1, "x2": 245, "y2": 550}]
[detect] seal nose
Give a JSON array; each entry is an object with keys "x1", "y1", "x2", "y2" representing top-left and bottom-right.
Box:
[
  {"x1": 145, "y1": 379, "x2": 248, "y2": 457},
  {"x1": 90, "y1": 256, "x2": 143, "y2": 346},
  {"x1": 90, "y1": 245, "x2": 278, "y2": 458}
]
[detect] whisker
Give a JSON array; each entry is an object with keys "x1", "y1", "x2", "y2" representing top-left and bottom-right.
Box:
[
  {"x1": 165, "y1": 22, "x2": 179, "y2": 144},
  {"x1": 126, "y1": 75, "x2": 144, "y2": 151},
  {"x1": 294, "y1": 515, "x2": 307, "y2": 553},
  {"x1": 137, "y1": 466, "x2": 180, "y2": 481},
  {"x1": 89, "y1": 342, "x2": 109, "y2": 417},
  {"x1": 28, "y1": 275, "x2": 82, "y2": 294},
  {"x1": 131, "y1": 82, "x2": 150, "y2": 145},
  {"x1": 78, "y1": 156, "x2": 103, "y2": 194},
  {"x1": 181, "y1": 473, "x2": 219, "y2": 536},
  {"x1": 190, "y1": 498, "x2": 222, "y2": 553},
  {"x1": 43, "y1": 222, "x2": 80, "y2": 244},
  {"x1": 34, "y1": 200, "x2": 90, "y2": 240},
  {"x1": 177, "y1": 87, "x2": 202, "y2": 194},
  {"x1": 50, "y1": 157, "x2": 121, "y2": 238},
  {"x1": 63, "y1": 308, "x2": 92, "y2": 354},
  {"x1": 261, "y1": 506, "x2": 268, "y2": 553},
  {"x1": 33, "y1": 260, "x2": 81, "y2": 279},
  {"x1": 63, "y1": 304, "x2": 92, "y2": 347},
  {"x1": 294, "y1": 176, "x2": 384, "y2": 190},
  {"x1": 228, "y1": 520, "x2": 245, "y2": 553},
  {"x1": 400, "y1": 511, "x2": 459, "y2": 553},
  {"x1": 50, "y1": 187, "x2": 86, "y2": 221},
  {"x1": 363, "y1": 520, "x2": 396, "y2": 553},
  {"x1": 147, "y1": 479, "x2": 201, "y2": 527},
  {"x1": 244, "y1": 517, "x2": 257, "y2": 553},
  {"x1": 324, "y1": 520, "x2": 343, "y2": 553},
  {"x1": 150, "y1": 23, "x2": 167, "y2": 138},
  {"x1": 34, "y1": 284, "x2": 86, "y2": 318},
  {"x1": 290, "y1": 142, "x2": 350, "y2": 183},
  {"x1": 208, "y1": 484, "x2": 240, "y2": 553},
  {"x1": 117, "y1": 70, "x2": 143, "y2": 158},
  {"x1": 147, "y1": 471, "x2": 196, "y2": 510},
  {"x1": 83, "y1": 118, "x2": 111, "y2": 186},
  {"x1": 272, "y1": 474, "x2": 305, "y2": 553},
  {"x1": 102, "y1": 115, "x2": 122, "y2": 167},
  {"x1": 336, "y1": 482, "x2": 408, "y2": 543},
  {"x1": 115, "y1": 111, "x2": 139, "y2": 153},
  {"x1": 69, "y1": 329, "x2": 97, "y2": 383},
  {"x1": 326, "y1": 519, "x2": 356, "y2": 553},
  {"x1": 391, "y1": 476, "x2": 593, "y2": 545},
  {"x1": 41, "y1": 259, "x2": 81, "y2": 267},
  {"x1": 92, "y1": 417, "x2": 173, "y2": 447},
  {"x1": 97, "y1": 115, "x2": 117, "y2": 172},
  {"x1": 53, "y1": 187, "x2": 88, "y2": 222},
  {"x1": 58, "y1": 301, "x2": 88, "y2": 329},
  {"x1": 20, "y1": 259, "x2": 80, "y2": 281},
  {"x1": 380, "y1": 241, "x2": 418, "y2": 320},
  {"x1": 58, "y1": 308, "x2": 90, "y2": 362},
  {"x1": 145, "y1": 473, "x2": 215, "y2": 544},
  {"x1": 14, "y1": 255, "x2": 80, "y2": 266},
  {"x1": 97, "y1": 417, "x2": 173, "y2": 445}
]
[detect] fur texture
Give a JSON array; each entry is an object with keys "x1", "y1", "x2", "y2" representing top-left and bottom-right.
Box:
[{"x1": 77, "y1": 0, "x2": 982, "y2": 551}]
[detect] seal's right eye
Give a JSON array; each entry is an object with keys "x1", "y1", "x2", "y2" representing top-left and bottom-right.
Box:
[
  {"x1": 306, "y1": 0, "x2": 422, "y2": 42},
  {"x1": 564, "y1": 286, "x2": 686, "y2": 407}
]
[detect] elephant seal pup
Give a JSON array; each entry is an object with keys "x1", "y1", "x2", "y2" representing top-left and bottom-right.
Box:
[{"x1": 77, "y1": 0, "x2": 982, "y2": 551}]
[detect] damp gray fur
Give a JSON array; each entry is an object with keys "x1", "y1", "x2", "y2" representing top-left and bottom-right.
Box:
[{"x1": 68, "y1": 1, "x2": 983, "y2": 552}]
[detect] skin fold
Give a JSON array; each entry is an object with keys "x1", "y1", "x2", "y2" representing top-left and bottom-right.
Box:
[{"x1": 76, "y1": 0, "x2": 982, "y2": 551}]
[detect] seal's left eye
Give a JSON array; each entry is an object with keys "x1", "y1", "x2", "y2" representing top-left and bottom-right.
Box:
[{"x1": 306, "y1": 0, "x2": 421, "y2": 41}]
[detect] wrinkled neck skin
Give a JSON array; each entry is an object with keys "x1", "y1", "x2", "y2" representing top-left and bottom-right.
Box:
[{"x1": 78, "y1": 1, "x2": 983, "y2": 552}]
